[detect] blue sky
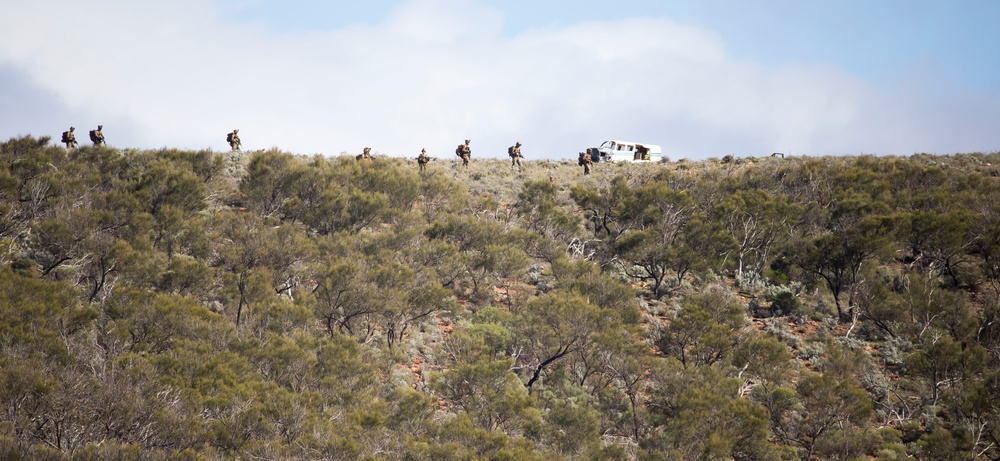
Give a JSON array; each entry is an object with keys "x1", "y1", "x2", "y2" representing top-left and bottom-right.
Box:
[
  {"x1": 2, "y1": 0, "x2": 999, "y2": 159},
  {"x1": 226, "y1": 0, "x2": 999, "y2": 88}
]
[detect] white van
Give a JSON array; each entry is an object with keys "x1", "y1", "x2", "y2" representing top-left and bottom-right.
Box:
[{"x1": 588, "y1": 140, "x2": 663, "y2": 163}]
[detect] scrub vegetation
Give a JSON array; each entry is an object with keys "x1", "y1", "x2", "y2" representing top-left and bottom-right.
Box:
[{"x1": 2, "y1": 134, "x2": 1000, "y2": 460}]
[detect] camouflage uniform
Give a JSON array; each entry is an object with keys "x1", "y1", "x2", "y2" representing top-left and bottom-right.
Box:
[
  {"x1": 579, "y1": 149, "x2": 593, "y2": 175},
  {"x1": 89, "y1": 125, "x2": 105, "y2": 146},
  {"x1": 456, "y1": 139, "x2": 471, "y2": 166},
  {"x1": 635, "y1": 144, "x2": 649, "y2": 160},
  {"x1": 227, "y1": 129, "x2": 242, "y2": 151},
  {"x1": 61, "y1": 127, "x2": 77, "y2": 148},
  {"x1": 509, "y1": 142, "x2": 522, "y2": 169},
  {"x1": 357, "y1": 147, "x2": 372, "y2": 161},
  {"x1": 417, "y1": 148, "x2": 430, "y2": 172}
]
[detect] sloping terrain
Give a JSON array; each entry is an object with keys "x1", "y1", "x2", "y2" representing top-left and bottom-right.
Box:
[{"x1": 1, "y1": 135, "x2": 1000, "y2": 460}]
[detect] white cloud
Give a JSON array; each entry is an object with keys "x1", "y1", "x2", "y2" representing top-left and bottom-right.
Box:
[{"x1": 1, "y1": 0, "x2": 995, "y2": 158}]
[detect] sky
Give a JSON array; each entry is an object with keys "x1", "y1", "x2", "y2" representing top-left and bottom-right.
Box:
[{"x1": 2, "y1": 0, "x2": 999, "y2": 160}]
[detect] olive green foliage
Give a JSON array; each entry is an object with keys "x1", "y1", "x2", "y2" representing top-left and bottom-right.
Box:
[{"x1": 4, "y1": 135, "x2": 1000, "y2": 459}]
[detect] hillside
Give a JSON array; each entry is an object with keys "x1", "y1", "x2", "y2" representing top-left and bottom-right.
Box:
[{"x1": 2, "y1": 134, "x2": 1000, "y2": 460}]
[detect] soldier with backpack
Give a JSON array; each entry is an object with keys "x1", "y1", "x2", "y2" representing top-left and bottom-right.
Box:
[
  {"x1": 227, "y1": 129, "x2": 241, "y2": 151},
  {"x1": 416, "y1": 148, "x2": 431, "y2": 172},
  {"x1": 579, "y1": 148, "x2": 593, "y2": 175},
  {"x1": 89, "y1": 125, "x2": 105, "y2": 146},
  {"x1": 508, "y1": 142, "x2": 522, "y2": 170},
  {"x1": 456, "y1": 139, "x2": 471, "y2": 167},
  {"x1": 61, "y1": 127, "x2": 77, "y2": 149}
]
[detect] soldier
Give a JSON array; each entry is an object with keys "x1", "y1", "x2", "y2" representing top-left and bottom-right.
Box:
[
  {"x1": 89, "y1": 125, "x2": 105, "y2": 146},
  {"x1": 417, "y1": 148, "x2": 431, "y2": 172},
  {"x1": 227, "y1": 129, "x2": 242, "y2": 151},
  {"x1": 634, "y1": 144, "x2": 646, "y2": 161},
  {"x1": 508, "y1": 142, "x2": 522, "y2": 170},
  {"x1": 579, "y1": 148, "x2": 593, "y2": 175},
  {"x1": 61, "y1": 127, "x2": 77, "y2": 148},
  {"x1": 356, "y1": 147, "x2": 372, "y2": 161},
  {"x1": 455, "y1": 139, "x2": 471, "y2": 167}
]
